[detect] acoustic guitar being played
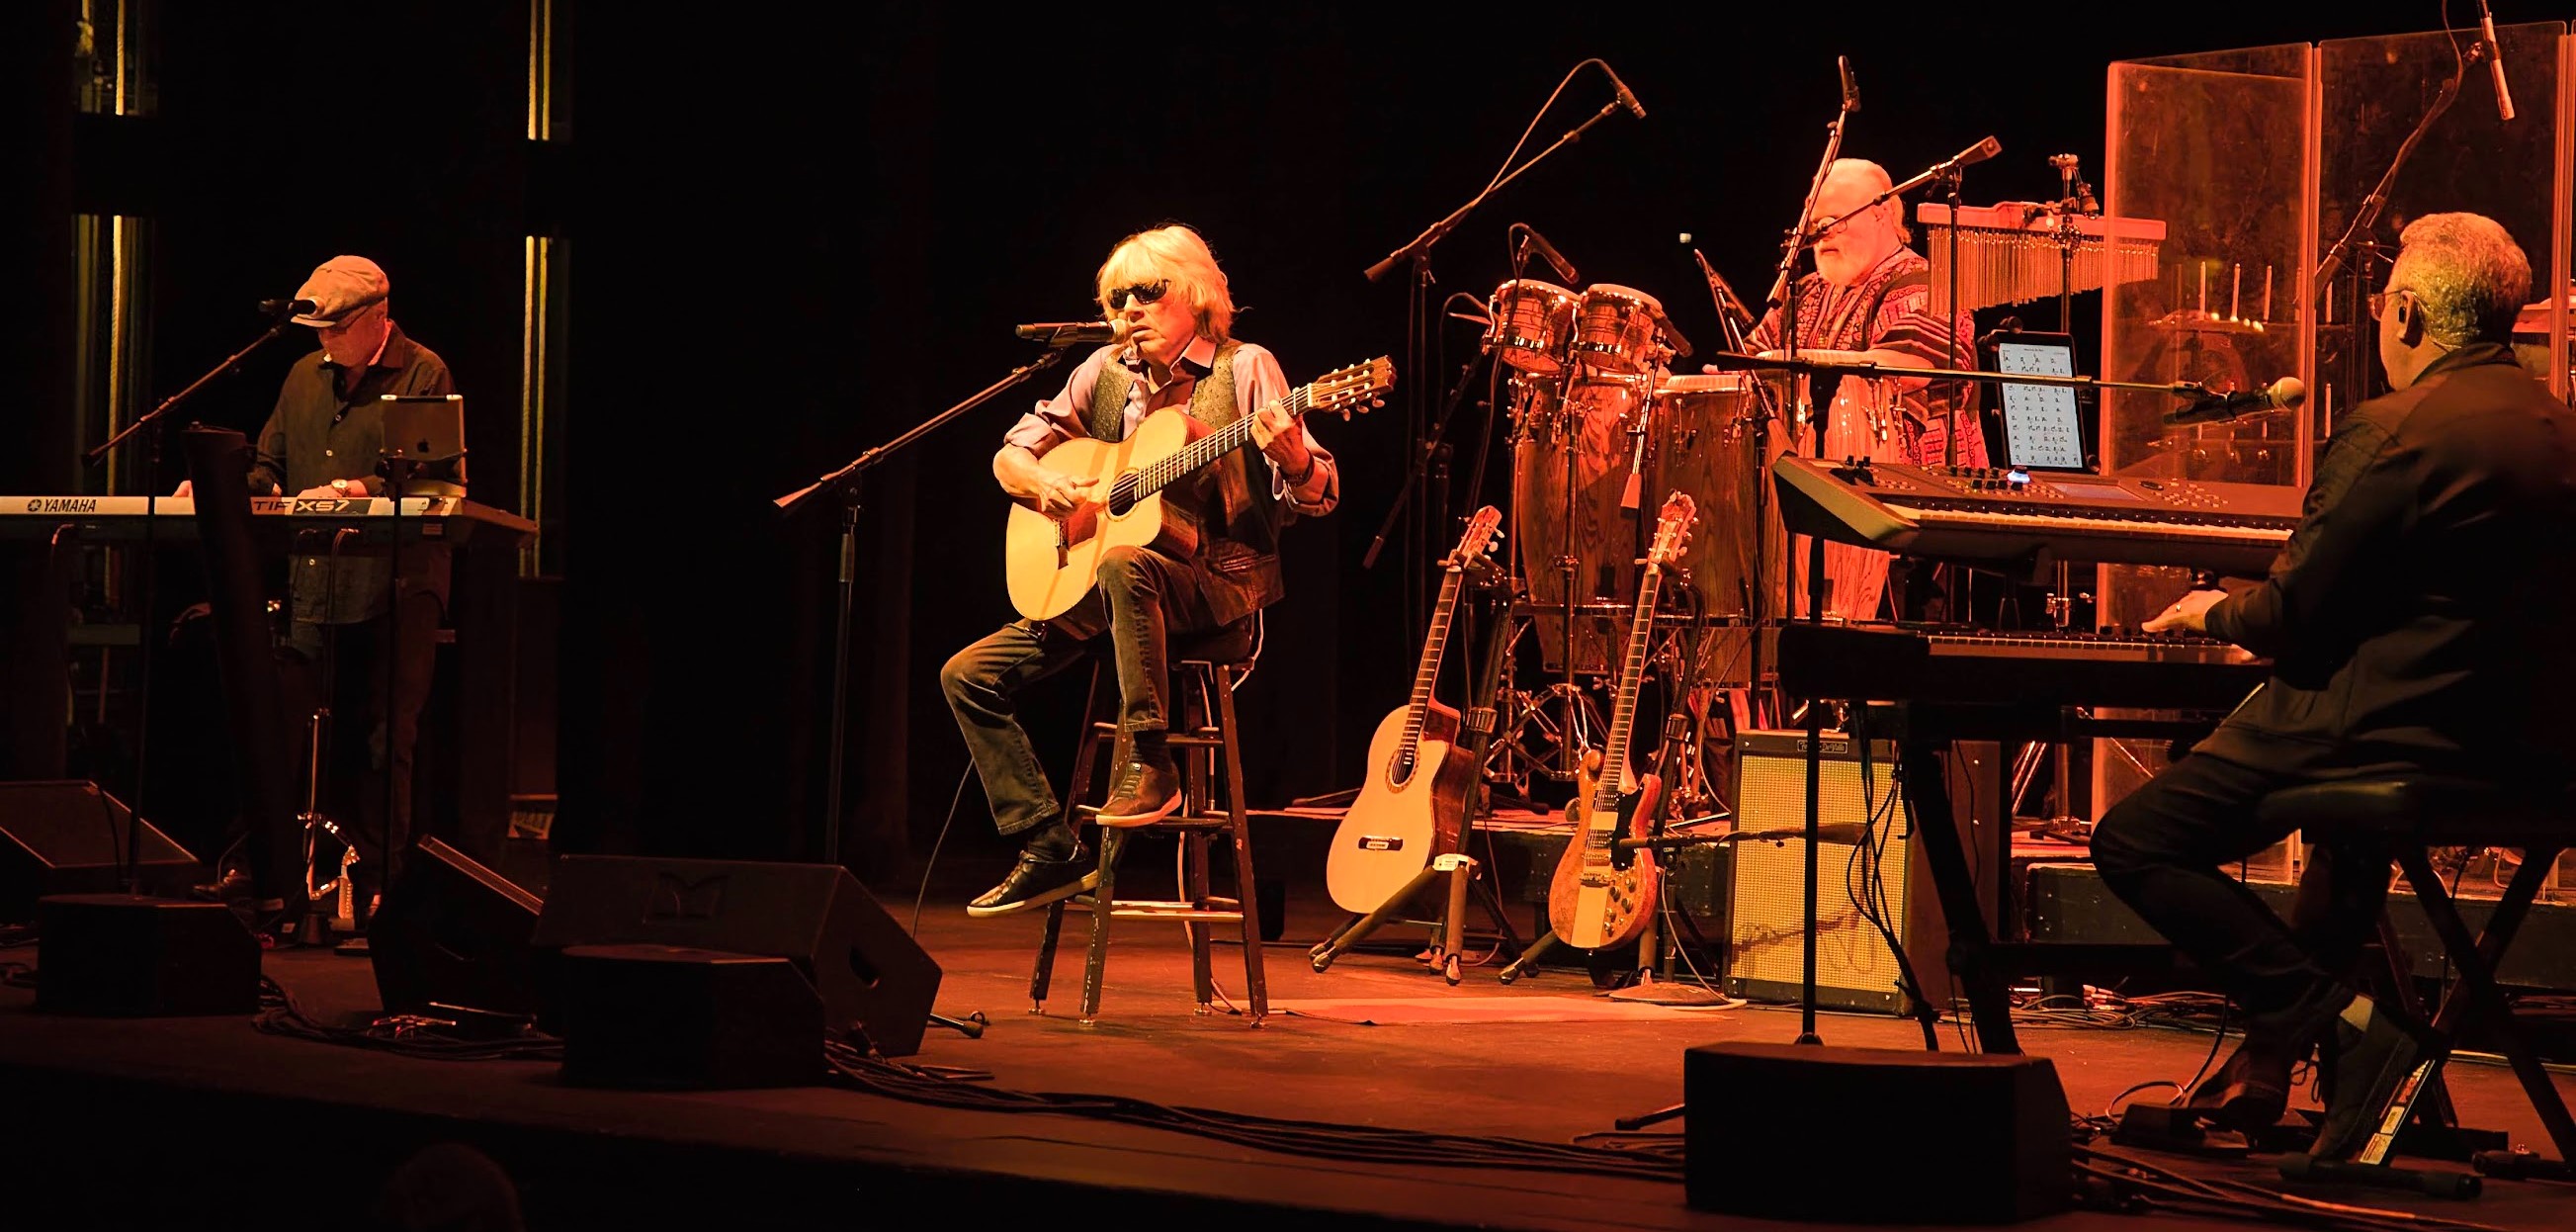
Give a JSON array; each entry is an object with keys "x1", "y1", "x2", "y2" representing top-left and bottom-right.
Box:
[{"x1": 1003, "y1": 357, "x2": 1393, "y2": 621}]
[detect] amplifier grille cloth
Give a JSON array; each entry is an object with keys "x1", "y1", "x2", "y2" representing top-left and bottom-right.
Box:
[{"x1": 1729, "y1": 745, "x2": 1911, "y2": 1007}]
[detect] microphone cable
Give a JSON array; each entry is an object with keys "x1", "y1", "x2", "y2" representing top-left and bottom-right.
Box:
[{"x1": 910, "y1": 760, "x2": 980, "y2": 937}]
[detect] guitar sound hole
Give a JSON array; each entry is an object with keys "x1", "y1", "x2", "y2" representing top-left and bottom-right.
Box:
[
  {"x1": 1387, "y1": 751, "x2": 1416, "y2": 788},
  {"x1": 1105, "y1": 481, "x2": 1135, "y2": 517}
]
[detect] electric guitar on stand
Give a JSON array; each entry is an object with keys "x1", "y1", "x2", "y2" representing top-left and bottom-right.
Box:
[
  {"x1": 1004, "y1": 357, "x2": 1394, "y2": 621},
  {"x1": 1544, "y1": 491, "x2": 1695, "y2": 952},
  {"x1": 1326, "y1": 505, "x2": 1504, "y2": 915}
]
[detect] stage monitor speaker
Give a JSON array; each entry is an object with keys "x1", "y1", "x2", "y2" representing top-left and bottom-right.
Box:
[
  {"x1": 1685, "y1": 1042, "x2": 2071, "y2": 1223},
  {"x1": 531, "y1": 856, "x2": 942, "y2": 1056},
  {"x1": 1727, "y1": 731, "x2": 1999, "y2": 1016},
  {"x1": 1, "y1": 781, "x2": 200, "y2": 920},
  {"x1": 369, "y1": 836, "x2": 545, "y2": 1016},
  {"x1": 35, "y1": 895, "x2": 260, "y2": 1016},
  {"x1": 558, "y1": 944, "x2": 823, "y2": 1089}
]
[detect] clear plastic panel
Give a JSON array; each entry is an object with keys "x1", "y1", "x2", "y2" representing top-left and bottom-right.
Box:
[
  {"x1": 2102, "y1": 44, "x2": 2314, "y2": 496},
  {"x1": 2095, "y1": 45, "x2": 2316, "y2": 819},
  {"x1": 2314, "y1": 23, "x2": 2570, "y2": 421}
]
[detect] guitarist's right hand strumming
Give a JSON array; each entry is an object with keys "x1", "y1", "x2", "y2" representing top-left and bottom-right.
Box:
[
  {"x1": 1031, "y1": 472, "x2": 1098, "y2": 516},
  {"x1": 993, "y1": 445, "x2": 1101, "y2": 516}
]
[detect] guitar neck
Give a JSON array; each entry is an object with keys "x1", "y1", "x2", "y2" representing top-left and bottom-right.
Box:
[
  {"x1": 1402, "y1": 569, "x2": 1466, "y2": 750},
  {"x1": 1125, "y1": 384, "x2": 1312, "y2": 501},
  {"x1": 1590, "y1": 568, "x2": 1664, "y2": 819}
]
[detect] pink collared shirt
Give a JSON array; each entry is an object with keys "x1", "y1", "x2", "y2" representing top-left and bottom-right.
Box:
[{"x1": 1004, "y1": 330, "x2": 1338, "y2": 514}]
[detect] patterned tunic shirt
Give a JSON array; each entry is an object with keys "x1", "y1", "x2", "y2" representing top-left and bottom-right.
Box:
[{"x1": 1750, "y1": 246, "x2": 1988, "y2": 470}]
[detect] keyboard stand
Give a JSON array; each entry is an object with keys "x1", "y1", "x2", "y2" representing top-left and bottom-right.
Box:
[{"x1": 1880, "y1": 700, "x2": 2204, "y2": 1052}]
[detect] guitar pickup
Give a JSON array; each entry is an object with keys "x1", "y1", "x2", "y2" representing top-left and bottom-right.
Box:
[{"x1": 1353, "y1": 836, "x2": 1405, "y2": 852}]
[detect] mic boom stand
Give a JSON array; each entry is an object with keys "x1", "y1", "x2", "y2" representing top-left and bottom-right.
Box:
[
  {"x1": 86, "y1": 316, "x2": 295, "y2": 894},
  {"x1": 776, "y1": 345, "x2": 1077, "y2": 866},
  {"x1": 1364, "y1": 89, "x2": 1625, "y2": 639}
]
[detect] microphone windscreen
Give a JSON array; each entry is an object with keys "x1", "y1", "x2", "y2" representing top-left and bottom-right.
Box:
[{"x1": 2269, "y1": 376, "x2": 2308, "y2": 409}]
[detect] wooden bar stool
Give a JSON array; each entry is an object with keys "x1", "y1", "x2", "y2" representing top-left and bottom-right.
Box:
[
  {"x1": 1029, "y1": 616, "x2": 1267, "y2": 1026},
  {"x1": 2255, "y1": 776, "x2": 2576, "y2": 1181}
]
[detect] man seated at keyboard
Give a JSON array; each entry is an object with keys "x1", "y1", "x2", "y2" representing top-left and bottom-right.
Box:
[{"x1": 2091, "y1": 214, "x2": 2576, "y2": 1158}]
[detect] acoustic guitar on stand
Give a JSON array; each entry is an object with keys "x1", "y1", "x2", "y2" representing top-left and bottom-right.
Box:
[
  {"x1": 1325, "y1": 505, "x2": 1504, "y2": 916},
  {"x1": 1004, "y1": 357, "x2": 1394, "y2": 621},
  {"x1": 1545, "y1": 491, "x2": 1695, "y2": 951}
]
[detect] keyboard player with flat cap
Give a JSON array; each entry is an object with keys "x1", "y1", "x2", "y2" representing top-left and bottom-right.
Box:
[{"x1": 176, "y1": 255, "x2": 460, "y2": 934}]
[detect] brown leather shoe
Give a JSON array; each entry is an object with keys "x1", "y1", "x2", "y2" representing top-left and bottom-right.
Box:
[
  {"x1": 2187, "y1": 1036, "x2": 2296, "y2": 1131},
  {"x1": 1095, "y1": 759, "x2": 1180, "y2": 828}
]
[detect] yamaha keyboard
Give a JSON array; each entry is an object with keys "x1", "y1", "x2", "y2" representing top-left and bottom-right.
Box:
[
  {"x1": 1770, "y1": 621, "x2": 2270, "y2": 712},
  {"x1": 1771, "y1": 454, "x2": 2300, "y2": 575},
  {"x1": 1, "y1": 494, "x2": 534, "y2": 544}
]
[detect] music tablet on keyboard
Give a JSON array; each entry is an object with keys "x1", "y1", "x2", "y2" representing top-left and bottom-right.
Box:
[{"x1": 1984, "y1": 332, "x2": 2088, "y2": 472}]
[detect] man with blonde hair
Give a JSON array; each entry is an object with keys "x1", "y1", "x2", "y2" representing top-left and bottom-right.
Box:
[
  {"x1": 944, "y1": 224, "x2": 1339, "y2": 917},
  {"x1": 2097, "y1": 213, "x2": 2576, "y2": 1158}
]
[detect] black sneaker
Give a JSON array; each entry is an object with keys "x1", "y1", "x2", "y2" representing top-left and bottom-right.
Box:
[
  {"x1": 2310, "y1": 1009, "x2": 2421, "y2": 1160},
  {"x1": 965, "y1": 845, "x2": 1095, "y2": 919},
  {"x1": 1096, "y1": 760, "x2": 1180, "y2": 828},
  {"x1": 191, "y1": 866, "x2": 253, "y2": 904}
]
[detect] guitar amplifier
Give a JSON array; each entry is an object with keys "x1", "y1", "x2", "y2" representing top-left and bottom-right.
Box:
[{"x1": 1726, "y1": 731, "x2": 1999, "y2": 1016}]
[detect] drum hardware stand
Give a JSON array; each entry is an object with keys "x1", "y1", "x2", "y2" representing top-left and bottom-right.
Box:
[{"x1": 1363, "y1": 63, "x2": 1636, "y2": 635}]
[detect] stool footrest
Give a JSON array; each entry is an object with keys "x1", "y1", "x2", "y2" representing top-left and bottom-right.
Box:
[{"x1": 1068, "y1": 896, "x2": 1245, "y2": 922}]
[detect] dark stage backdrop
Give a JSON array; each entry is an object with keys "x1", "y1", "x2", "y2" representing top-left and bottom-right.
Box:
[{"x1": 27, "y1": 1, "x2": 2490, "y2": 878}]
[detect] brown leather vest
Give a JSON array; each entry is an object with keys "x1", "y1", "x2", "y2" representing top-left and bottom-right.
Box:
[{"x1": 1083, "y1": 343, "x2": 1287, "y2": 625}]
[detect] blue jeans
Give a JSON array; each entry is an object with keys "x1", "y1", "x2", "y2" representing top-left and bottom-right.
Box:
[{"x1": 940, "y1": 545, "x2": 1219, "y2": 836}]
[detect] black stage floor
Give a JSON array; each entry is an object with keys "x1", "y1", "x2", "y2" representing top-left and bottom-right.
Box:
[{"x1": 5, "y1": 877, "x2": 2574, "y2": 1231}]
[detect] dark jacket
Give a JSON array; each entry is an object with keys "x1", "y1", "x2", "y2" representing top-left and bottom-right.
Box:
[
  {"x1": 251, "y1": 323, "x2": 459, "y2": 625},
  {"x1": 2199, "y1": 344, "x2": 2576, "y2": 783}
]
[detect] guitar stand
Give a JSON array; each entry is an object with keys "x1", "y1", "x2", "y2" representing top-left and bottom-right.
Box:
[
  {"x1": 1504, "y1": 713, "x2": 1726, "y2": 996},
  {"x1": 1314, "y1": 566, "x2": 1533, "y2": 982},
  {"x1": 1309, "y1": 852, "x2": 1491, "y2": 985}
]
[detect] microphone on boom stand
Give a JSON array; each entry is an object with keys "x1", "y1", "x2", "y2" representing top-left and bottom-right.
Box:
[{"x1": 2161, "y1": 377, "x2": 2307, "y2": 426}]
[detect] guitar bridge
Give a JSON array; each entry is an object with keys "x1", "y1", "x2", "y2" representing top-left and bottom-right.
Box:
[{"x1": 1354, "y1": 836, "x2": 1404, "y2": 852}]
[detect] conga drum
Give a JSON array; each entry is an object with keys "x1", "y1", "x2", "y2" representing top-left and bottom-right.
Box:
[
  {"x1": 1513, "y1": 370, "x2": 1652, "y2": 675},
  {"x1": 1485, "y1": 279, "x2": 1580, "y2": 374}
]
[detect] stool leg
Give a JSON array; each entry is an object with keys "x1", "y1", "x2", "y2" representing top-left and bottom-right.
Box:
[
  {"x1": 1218, "y1": 665, "x2": 1267, "y2": 1024},
  {"x1": 1030, "y1": 899, "x2": 1068, "y2": 1012},
  {"x1": 1081, "y1": 828, "x2": 1126, "y2": 1025},
  {"x1": 1187, "y1": 832, "x2": 1216, "y2": 1012},
  {"x1": 1064, "y1": 662, "x2": 1110, "y2": 834},
  {"x1": 2401, "y1": 846, "x2": 2576, "y2": 1163}
]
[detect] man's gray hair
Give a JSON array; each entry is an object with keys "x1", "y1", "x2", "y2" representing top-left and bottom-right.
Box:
[{"x1": 2391, "y1": 213, "x2": 2532, "y2": 345}]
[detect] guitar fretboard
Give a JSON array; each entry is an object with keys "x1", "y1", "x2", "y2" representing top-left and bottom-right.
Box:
[
  {"x1": 1109, "y1": 384, "x2": 1315, "y2": 507},
  {"x1": 1589, "y1": 567, "x2": 1664, "y2": 840},
  {"x1": 1402, "y1": 567, "x2": 1466, "y2": 759}
]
